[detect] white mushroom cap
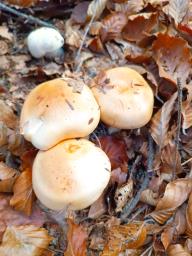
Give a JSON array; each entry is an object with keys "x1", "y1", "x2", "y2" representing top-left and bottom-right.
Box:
[
  {"x1": 20, "y1": 79, "x2": 100, "y2": 150},
  {"x1": 27, "y1": 27, "x2": 64, "y2": 58},
  {"x1": 91, "y1": 67, "x2": 154, "y2": 129},
  {"x1": 32, "y1": 139, "x2": 111, "y2": 210}
]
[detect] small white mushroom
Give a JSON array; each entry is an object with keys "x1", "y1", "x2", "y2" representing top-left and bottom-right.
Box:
[
  {"x1": 32, "y1": 139, "x2": 111, "y2": 210},
  {"x1": 27, "y1": 27, "x2": 64, "y2": 58}
]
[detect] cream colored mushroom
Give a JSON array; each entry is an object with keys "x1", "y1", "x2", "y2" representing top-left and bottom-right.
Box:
[
  {"x1": 32, "y1": 139, "x2": 111, "y2": 210},
  {"x1": 91, "y1": 67, "x2": 154, "y2": 129},
  {"x1": 20, "y1": 79, "x2": 100, "y2": 150}
]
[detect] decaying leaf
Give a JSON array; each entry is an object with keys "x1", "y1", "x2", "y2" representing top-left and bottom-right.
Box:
[
  {"x1": 0, "y1": 100, "x2": 18, "y2": 129},
  {"x1": 167, "y1": 244, "x2": 191, "y2": 256},
  {"x1": 140, "y1": 189, "x2": 158, "y2": 206},
  {"x1": 111, "y1": 168, "x2": 127, "y2": 186},
  {"x1": 100, "y1": 12, "x2": 128, "y2": 42},
  {"x1": 71, "y1": 1, "x2": 90, "y2": 24},
  {"x1": 65, "y1": 20, "x2": 83, "y2": 48},
  {"x1": 113, "y1": 0, "x2": 145, "y2": 15},
  {"x1": 0, "y1": 225, "x2": 52, "y2": 256},
  {"x1": 182, "y1": 99, "x2": 192, "y2": 131},
  {"x1": 149, "y1": 178, "x2": 192, "y2": 224},
  {"x1": 0, "y1": 26, "x2": 13, "y2": 41},
  {"x1": 10, "y1": 169, "x2": 34, "y2": 216},
  {"x1": 163, "y1": 0, "x2": 190, "y2": 24},
  {"x1": 102, "y1": 222, "x2": 147, "y2": 255},
  {"x1": 115, "y1": 179, "x2": 133, "y2": 212},
  {"x1": 65, "y1": 218, "x2": 88, "y2": 256},
  {"x1": 152, "y1": 34, "x2": 192, "y2": 84},
  {"x1": 0, "y1": 162, "x2": 18, "y2": 192},
  {"x1": 87, "y1": 0, "x2": 108, "y2": 20},
  {"x1": 150, "y1": 92, "x2": 177, "y2": 149},
  {"x1": 98, "y1": 135, "x2": 128, "y2": 171},
  {"x1": 88, "y1": 193, "x2": 107, "y2": 218},
  {"x1": 186, "y1": 192, "x2": 192, "y2": 238},
  {"x1": 0, "y1": 194, "x2": 45, "y2": 238}
]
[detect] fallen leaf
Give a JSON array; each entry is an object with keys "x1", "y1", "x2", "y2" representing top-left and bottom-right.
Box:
[
  {"x1": 150, "y1": 92, "x2": 178, "y2": 149},
  {"x1": 167, "y1": 244, "x2": 191, "y2": 256},
  {"x1": 149, "y1": 178, "x2": 192, "y2": 224},
  {"x1": 65, "y1": 218, "x2": 88, "y2": 256},
  {"x1": 113, "y1": 0, "x2": 145, "y2": 15},
  {"x1": 7, "y1": 0, "x2": 38, "y2": 7},
  {"x1": 65, "y1": 20, "x2": 83, "y2": 48},
  {"x1": 20, "y1": 148, "x2": 38, "y2": 171},
  {"x1": 185, "y1": 239, "x2": 192, "y2": 253},
  {"x1": 0, "y1": 122, "x2": 9, "y2": 147},
  {"x1": 182, "y1": 99, "x2": 192, "y2": 131},
  {"x1": 97, "y1": 135, "x2": 128, "y2": 171},
  {"x1": 88, "y1": 193, "x2": 107, "y2": 218},
  {"x1": 71, "y1": 1, "x2": 90, "y2": 24},
  {"x1": 0, "y1": 100, "x2": 18, "y2": 129},
  {"x1": 0, "y1": 40, "x2": 8, "y2": 55},
  {"x1": 0, "y1": 26, "x2": 13, "y2": 41},
  {"x1": 122, "y1": 13, "x2": 158, "y2": 44},
  {"x1": 163, "y1": 0, "x2": 190, "y2": 24},
  {"x1": 115, "y1": 179, "x2": 133, "y2": 212},
  {"x1": 152, "y1": 34, "x2": 192, "y2": 84},
  {"x1": 87, "y1": 0, "x2": 108, "y2": 20},
  {"x1": 102, "y1": 222, "x2": 147, "y2": 255},
  {"x1": 111, "y1": 167, "x2": 127, "y2": 186},
  {"x1": 0, "y1": 225, "x2": 52, "y2": 256},
  {"x1": 100, "y1": 12, "x2": 128, "y2": 42},
  {"x1": 0, "y1": 162, "x2": 18, "y2": 192},
  {"x1": 140, "y1": 189, "x2": 158, "y2": 206},
  {"x1": 10, "y1": 169, "x2": 34, "y2": 216},
  {"x1": 186, "y1": 192, "x2": 192, "y2": 238},
  {"x1": 161, "y1": 226, "x2": 175, "y2": 250},
  {"x1": 161, "y1": 142, "x2": 181, "y2": 174},
  {"x1": 0, "y1": 194, "x2": 45, "y2": 238}
]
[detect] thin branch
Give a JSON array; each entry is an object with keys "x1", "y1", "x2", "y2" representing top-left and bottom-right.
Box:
[
  {"x1": 120, "y1": 135, "x2": 154, "y2": 221},
  {"x1": 173, "y1": 77, "x2": 182, "y2": 180},
  {"x1": 181, "y1": 157, "x2": 192, "y2": 166},
  {"x1": 0, "y1": 3, "x2": 54, "y2": 28},
  {"x1": 74, "y1": 13, "x2": 96, "y2": 73}
]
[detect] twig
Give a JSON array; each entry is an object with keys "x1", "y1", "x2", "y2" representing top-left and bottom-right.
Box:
[
  {"x1": 0, "y1": 3, "x2": 54, "y2": 28},
  {"x1": 74, "y1": 13, "x2": 96, "y2": 73},
  {"x1": 120, "y1": 134, "x2": 154, "y2": 221},
  {"x1": 181, "y1": 157, "x2": 192, "y2": 166},
  {"x1": 129, "y1": 155, "x2": 142, "y2": 179},
  {"x1": 173, "y1": 78, "x2": 182, "y2": 180}
]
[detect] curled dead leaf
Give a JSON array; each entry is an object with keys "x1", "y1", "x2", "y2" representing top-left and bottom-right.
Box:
[
  {"x1": 10, "y1": 169, "x2": 34, "y2": 216},
  {"x1": 87, "y1": 0, "x2": 108, "y2": 20},
  {"x1": 115, "y1": 179, "x2": 133, "y2": 212},
  {"x1": 150, "y1": 92, "x2": 177, "y2": 149},
  {"x1": 0, "y1": 225, "x2": 52, "y2": 256},
  {"x1": 0, "y1": 162, "x2": 18, "y2": 192},
  {"x1": 152, "y1": 34, "x2": 192, "y2": 84},
  {"x1": 65, "y1": 218, "x2": 88, "y2": 256},
  {"x1": 102, "y1": 222, "x2": 147, "y2": 255},
  {"x1": 149, "y1": 178, "x2": 192, "y2": 224},
  {"x1": 186, "y1": 192, "x2": 192, "y2": 238},
  {"x1": 167, "y1": 244, "x2": 191, "y2": 256},
  {"x1": 140, "y1": 189, "x2": 158, "y2": 206},
  {"x1": 100, "y1": 12, "x2": 128, "y2": 42}
]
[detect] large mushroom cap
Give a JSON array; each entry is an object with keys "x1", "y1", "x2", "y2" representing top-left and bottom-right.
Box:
[
  {"x1": 91, "y1": 67, "x2": 154, "y2": 129},
  {"x1": 20, "y1": 78, "x2": 100, "y2": 150},
  {"x1": 32, "y1": 139, "x2": 111, "y2": 210}
]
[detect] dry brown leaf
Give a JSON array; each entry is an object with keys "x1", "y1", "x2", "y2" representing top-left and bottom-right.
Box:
[
  {"x1": 113, "y1": 0, "x2": 144, "y2": 15},
  {"x1": 161, "y1": 142, "x2": 181, "y2": 174},
  {"x1": 152, "y1": 34, "x2": 192, "y2": 84},
  {"x1": 65, "y1": 20, "x2": 83, "y2": 48},
  {"x1": 185, "y1": 239, "x2": 192, "y2": 253},
  {"x1": 7, "y1": 0, "x2": 38, "y2": 7},
  {"x1": 10, "y1": 169, "x2": 34, "y2": 216},
  {"x1": 0, "y1": 100, "x2": 18, "y2": 129},
  {"x1": 87, "y1": 0, "x2": 108, "y2": 20},
  {"x1": 161, "y1": 226, "x2": 175, "y2": 250},
  {"x1": 150, "y1": 92, "x2": 178, "y2": 149},
  {"x1": 140, "y1": 189, "x2": 158, "y2": 206},
  {"x1": 97, "y1": 135, "x2": 128, "y2": 171},
  {"x1": 182, "y1": 99, "x2": 192, "y2": 130},
  {"x1": 0, "y1": 40, "x2": 8, "y2": 55},
  {"x1": 0, "y1": 225, "x2": 52, "y2": 256},
  {"x1": 111, "y1": 167, "x2": 127, "y2": 186},
  {"x1": 163, "y1": 0, "x2": 190, "y2": 24},
  {"x1": 186, "y1": 192, "x2": 192, "y2": 238},
  {"x1": 149, "y1": 178, "x2": 192, "y2": 224},
  {"x1": 71, "y1": 1, "x2": 90, "y2": 24},
  {"x1": 122, "y1": 12, "x2": 158, "y2": 44},
  {"x1": 167, "y1": 244, "x2": 191, "y2": 256},
  {"x1": 88, "y1": 193, "x2": 107, "y2": 218},
  {"x1": 0, "y1": 194, "x2": 45, "y2": 238},
  {"x1": 115, "y1": 179, "x2": 133, "y2": 212},
  {"x1": 100, "y1": 12, "x2": 128, "y2": 42},
  {"x1": 0, "y1": 26, "x2": 13, "y2": 42},
  {"x1": 0, "y1": 162, "x2": 18, "y2": 192},
  {"x1": 102, "y1": 222, "x2": 147, "y2": 255},
  {"x1": 65, "y1": 218, "x2": 88, "y2": 256},
  {"x1": 0, "y1": 122, "x2": 9, "y2": 147}
]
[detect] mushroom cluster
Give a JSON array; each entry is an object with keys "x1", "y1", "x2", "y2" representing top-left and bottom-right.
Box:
[{"x1": 20, "y1": 67, "x2": 154, "y2": 211}]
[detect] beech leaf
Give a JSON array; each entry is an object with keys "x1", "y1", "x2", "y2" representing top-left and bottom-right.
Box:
[
  {"x1": 149, "y1": 178, "x2": 192, "y2": 224},
  {"x1": 10, "y1": 169, "x2": 34, "y2": 216},
  {"x1": 150, "y1": 92, "x2": 177, "y2": 149},
  {"x1": 0, "y1": 162, "x2": 18, "y2": 192},
  {"x1": 0, "y1": 225, "x2": 52, "y2": 256},
  {"x1": 87, "y1": 0, "x2": 108, "y2": 20},
  {"x1": 167, "y1": 244, "x2": 191, "y2": 256}
]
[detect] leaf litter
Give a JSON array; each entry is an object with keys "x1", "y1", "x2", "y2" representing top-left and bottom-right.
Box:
[{"x1": 0, "y1": 0, "x2": 192, "y2": 255}]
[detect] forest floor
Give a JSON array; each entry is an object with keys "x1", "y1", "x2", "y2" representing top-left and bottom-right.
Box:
[{"x1": 0, "y1": 0, "x2": 192, "y2": 255}]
